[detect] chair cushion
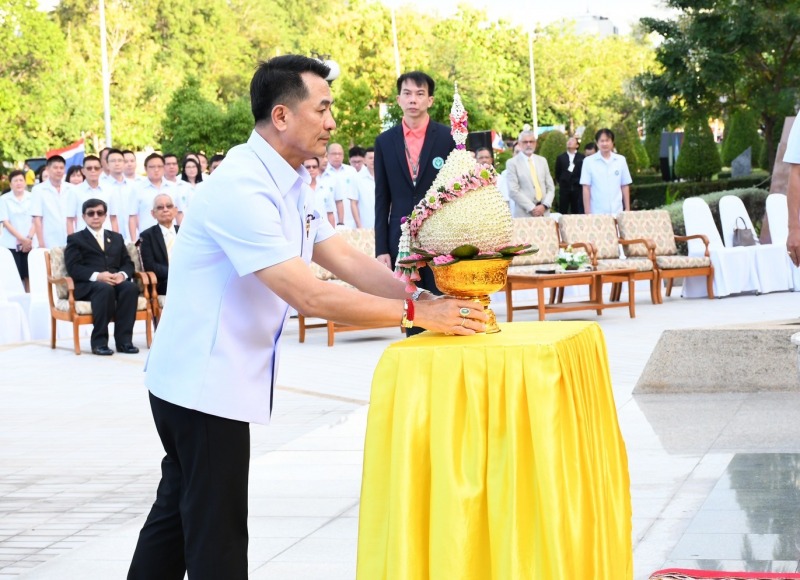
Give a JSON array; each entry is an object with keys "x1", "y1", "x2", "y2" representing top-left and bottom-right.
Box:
[
  {"x1": 338, "y1": 228, "x2": 376, "y2": 256},
  {"x1": 48, "y1": 247, "x2": 69, "y2": 300},
  {"x1": 507, "y1": 263, "x2": 560, "y2": 276},
  {"x1": 617, "y1": 210, "x2": 678, "y2": 257},
  {"x1": 596, "y1": 258, "x2": 653, "y2": 272},
  {"x1": 510, "y1": 218, "x2": 559, "y2": 266},
  {"x1": 157, "y1": 295, "x2": 165, "y2": 307},
  {"x1": 56, "y1": 296, "x2": 149, "y2": 315},
  {"x1": 655, "y1": 255, "x2": 711, "y2": 269},
  {"x1": 559, "y1": 214, "x2": 620, "y2": 259}
]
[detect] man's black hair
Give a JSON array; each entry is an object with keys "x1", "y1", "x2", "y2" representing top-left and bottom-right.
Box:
[
  {"x1": 46, "y1": 155, "x2": 66, "y2": 166},
  {"x1": 106, "y1": 148, "x2": 124, "y2": 160},
  {"x1": 250, "y1": 55, "x2": 331, "y2": 125},
  {"x1": 209, "y1": 154, "x2": 225, "y2": 164},
  {"x1": 348, "y1": 146, "x2": 366, "y2": 158},
  {"x1": 82, "y1": 198, "x2": 108, "y2": 214},
  {"x1": 595, "y1": 128, "x2": 615, "y2": 143},
  {"x1": 584, "y1": 142, "x2": 598, "y2": 152},
  {"x1": 144, "y1": 152, "x2": 165, "y2": 169},
  {"x1": 83, "y1": 155, "x2": 101, "y2": 166},
  {"x1": 396, "y1": 71, "x2": 435, "y2": 96}
]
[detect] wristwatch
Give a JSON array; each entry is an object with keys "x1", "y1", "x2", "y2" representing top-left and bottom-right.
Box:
[{"x1": 411, "y1": 288, "x2": 431, "y2": 301}]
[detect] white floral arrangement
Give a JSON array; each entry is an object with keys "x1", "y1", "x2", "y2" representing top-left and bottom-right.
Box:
[{"x1": 555, "y1": 246, "x2": 590, "y2": 272}]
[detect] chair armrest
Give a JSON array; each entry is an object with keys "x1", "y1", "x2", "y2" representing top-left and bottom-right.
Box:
[
  {"x1": 134, "y1": 271, "x2": 153, "y2": 300},
  {"x1": 675, "y1": 234, "x2": 711, "y2": 257},
  {"x1": 619, "y1": 237, "x2": 657, "y2": 260},
  {"x1": 47, "y1": 275, "x2": 77, "y2": 307}
]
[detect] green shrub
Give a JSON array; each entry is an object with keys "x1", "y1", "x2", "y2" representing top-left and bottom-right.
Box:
[
  {"x1": 538, "y1": 130, "x2": 566, "y2": 177},
  {"x1": 612, "y1": 120, "x2": 647, "y2": 175},
  {"x1": 644, "y1": 128, "x2": 662, "y2": 170},
  {"x1": 630, "y1": 174, "x2": 771, "y2": 211},
  {"x1": 721, "y1": 109, "x2": 761, "y2": 167},
  {"x1": 634, "y1": 171, "x2": 666, "y2": 185},
  {"x1": 674, "y1": 119, "x2": 722, "y2": 181},
  {"x1": 581, "y1": 125, "x2": 600, "y2": 148}
]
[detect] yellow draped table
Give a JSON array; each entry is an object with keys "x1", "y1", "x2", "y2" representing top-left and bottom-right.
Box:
[{"x1": 356, "y1": 322, "x2": 632, "y2": 580}]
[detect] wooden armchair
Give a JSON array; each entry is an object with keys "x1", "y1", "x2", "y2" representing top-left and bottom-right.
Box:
[
  {"x1": 45, "y1": 245, "x2": 154, "y2": 354},
  {"x1": 617, "y1": 210, "x2": 714, "y2": 301},
  {"x1": 558, "y1": 214, "x2": 660, "y2": 304}
]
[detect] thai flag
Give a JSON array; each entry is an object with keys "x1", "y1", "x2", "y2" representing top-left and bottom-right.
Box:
[
  {"x1": 47, "y1": 139, "x2": 85, "y2": 169},
  {"x1": 491, "y1": 131, "x2": 505, "y2": 151}
]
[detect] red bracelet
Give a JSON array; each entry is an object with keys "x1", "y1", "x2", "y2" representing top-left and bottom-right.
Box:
[{"x1": 401, "y1": 298, "x2": 415, "y2": 329}]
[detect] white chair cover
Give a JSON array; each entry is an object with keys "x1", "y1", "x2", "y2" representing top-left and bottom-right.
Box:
[
  {"x1": 682, "y1": 197, "x2": 760, "y2": 298},
  {"x1": 0, "y1": 247, "x2": 29, "y2": 313},
  {"x1": 766, "y1": 193, "x2": 800, "y2": 291},
  {"x1": 0, "y1": 262, "x2": 30, "y2": 344},
  {"x1": 719, "y1": 195, "x2": 792, "y2": 294}
]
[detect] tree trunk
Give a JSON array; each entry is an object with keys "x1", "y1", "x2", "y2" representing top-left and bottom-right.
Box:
[{"x1": 763, "y1": 116, "x2": 775, "y2": 171}]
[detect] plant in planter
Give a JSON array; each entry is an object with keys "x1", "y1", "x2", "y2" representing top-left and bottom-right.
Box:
[{"x1": 555, "y1": 246, "x2": 590, "y2": 272}]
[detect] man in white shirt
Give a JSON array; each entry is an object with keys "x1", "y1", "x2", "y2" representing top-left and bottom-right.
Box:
[
  {"x1": 162, "y1": 153, "x2": 191, "y2": 222},
  {"x1": 506, "y1": 130, "x2": 556, "y2": 217},
  {"x1": 350, "y1": 146, "x2": 375, "y2": 229},
  {"x1": 348, "y1": 145, "x2": 366, "y2": 174},
  {"x1": 106, "y1": 149, "x2": 134, "y2": 242},
  {"x1": 784, "y1": 118, "x2": 800, "y2": 266},
  {"x1": 128, "y1": 153, "x2": 173, "y2": 242},
  {"x1": 31, "y1": 155, "x2": 72, "y2": 248},
  {"x1": 122, "y1": 150, "x2": 145, "y2": 184},
  {"x1": 580, "y1": 128, "x2": 632, "y2": 215},
  {"x1": 67, "y1": 155, "x2": 111, "y2": 234},
  {"x1": 324, "y1": 142, "x2": 359, "y2": 226},
  {"x1": 127, "y1": 55, "x2": 485, "y2": 579}
]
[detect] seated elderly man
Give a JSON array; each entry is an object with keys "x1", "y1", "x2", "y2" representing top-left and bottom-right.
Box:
[
  {"x1": 65, "y1": 198, "x2": 140, "y2": 356},
  {"x1": 138, "y1": 193, "x2": 178, "y2": 297}
]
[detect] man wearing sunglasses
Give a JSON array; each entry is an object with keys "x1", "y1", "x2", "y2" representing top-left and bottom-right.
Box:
[{"x1": 65, "y1": 198, "x2": 140, "y2": 356}]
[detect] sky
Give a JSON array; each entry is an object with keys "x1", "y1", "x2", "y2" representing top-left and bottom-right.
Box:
[{"x1": 381, "y1": 0, "x2": 675, "y2": 34}]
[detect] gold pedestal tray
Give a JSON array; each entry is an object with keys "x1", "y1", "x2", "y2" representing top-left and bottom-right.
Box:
[{"x1": 431, "y1": 258, "x2": 510, "y2": 334}]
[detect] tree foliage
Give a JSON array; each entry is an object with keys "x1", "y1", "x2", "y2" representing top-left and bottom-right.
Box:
[
  {"x1": 675, "y1": 118, "x2": 722, "y2": 181},
  {"x1": 612, "y1": 120, "x2": 648, "y2": 175},
  {"x1": 537, "y1": 131, "x2": 566, "y2": 176},
  {"x1": 720, "y1": 109, "x2": 761, "y2": 168},
  {"x1": 637, "y1": 0, "x2": 800, "y2": 169}
]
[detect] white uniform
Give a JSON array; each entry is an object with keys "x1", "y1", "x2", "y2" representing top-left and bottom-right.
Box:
[
  {"x1": 0, "y1": 191, "x2": 34, "y2": 249},
  {"x1": 30, "y1": 180, "x2": 72, "y2": 248},
  {"x1": 324, "y1": 163, "x2": 359, "y2": 227},
  {"x1": 353, "y1": 171, "x2": 376, "y2": 229},
  {"x1": 784, "y1": 118, "x2": 800, "y2": 163},
  {"x1": 579, "y1": 152, "x2": 632, "y2": 215},
  {"x1": 129, "y1": 179, "x2": 174, "y2": 237},
  {"x1": 67, "y1": 181, "x2": 111, "y2": 232},
  {"x1": 144, "y1": 131, "x2": 335, "y2": 424}
]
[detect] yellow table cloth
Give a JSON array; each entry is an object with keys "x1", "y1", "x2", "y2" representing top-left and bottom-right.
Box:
[{"x1": 357, "y1": 321, "x2": 632, "y2": 580}]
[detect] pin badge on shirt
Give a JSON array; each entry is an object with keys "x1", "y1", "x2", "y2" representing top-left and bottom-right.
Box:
[
  {"x1": 433, "y1": 157, "x2": 444, "y2": 169},
  {"x1": 615, "y1": 170, "x2": 619, "y2": 176}
]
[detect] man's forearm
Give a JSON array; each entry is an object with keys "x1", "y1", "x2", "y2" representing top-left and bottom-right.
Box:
[
  {"x1": 583, "y1": 186, "x2": 591, "y2": 214},
  {"x1": 622, "y1": 185, "x2": 630, "y2": 211}
]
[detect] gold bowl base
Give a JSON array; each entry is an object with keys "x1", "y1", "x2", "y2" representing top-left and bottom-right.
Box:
[{"x1": 431, "y1": 259, "x2": 509, "y2": 334}]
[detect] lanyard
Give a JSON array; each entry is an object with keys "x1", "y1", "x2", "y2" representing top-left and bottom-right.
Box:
[{"x1": 403, "y1": 137, "x2": 420, "y2": 187}]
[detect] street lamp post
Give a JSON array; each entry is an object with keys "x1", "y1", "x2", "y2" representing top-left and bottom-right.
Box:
[
  {"x1": 528, "y1": 28, "x2": 538, "y2": 135},
  {"x1": 98, "y1": 0, "x2": 112, "y2": 146}
]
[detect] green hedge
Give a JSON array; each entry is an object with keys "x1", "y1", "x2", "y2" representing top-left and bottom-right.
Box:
[
  {"x1": 663, "y1": 188, "x2": 769, "y2": 254},
  {"x1": 630, "y1": 174, "x2": 771, "y2": 210}
]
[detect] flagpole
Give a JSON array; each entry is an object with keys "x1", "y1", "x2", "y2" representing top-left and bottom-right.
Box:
[
  {"x1": 99, "y1": 0, "x2": 113, "y2": 146},
  {"x1": 528, "y1": 28, "x2": 538, "y2": 135}
]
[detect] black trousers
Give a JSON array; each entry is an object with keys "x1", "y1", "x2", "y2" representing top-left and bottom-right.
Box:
[
  {"x1": 74, "y1": 280, "x2": 138, "y2": 348},
  {"x1": 559, "y1": 184, "x2": 585, "y2": 214},
  {"x1": 128, "y1": 393, "x2": 250, "y2": 580}
]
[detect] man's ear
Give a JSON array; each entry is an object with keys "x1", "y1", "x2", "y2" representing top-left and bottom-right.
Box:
[{"x1": 271, "y1": 105, "x2": 289, "y2": 132}]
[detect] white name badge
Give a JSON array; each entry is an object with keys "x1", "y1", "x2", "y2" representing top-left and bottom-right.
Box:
[{"x1": 568, "y1": 162, "x2": 575, "y2": 172}]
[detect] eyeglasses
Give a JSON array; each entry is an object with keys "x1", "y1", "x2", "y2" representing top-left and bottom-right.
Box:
[
  {"x1": 84, "y1": 166, "x2": 101, "y2": 171},
  {"x1": 146, "y1": 164, "x2": 164, "y2": 170},
  {"x1": 303, "y1": 165, "x2": 318, "y2": 170},
  {"x1": 85, "y1": 210, "x2": 106, "y2": 217},
  {"x1": 155, "y1": 204, "x2": 175, "y2": 210},
  {"x1": 519, "y1": 140, "x2": 536, "y2": 145}
]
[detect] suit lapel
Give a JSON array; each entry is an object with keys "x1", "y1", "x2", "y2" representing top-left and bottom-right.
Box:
[
  {"x1": 82, "y1": 228, "x2": 104, "y2": 254},
  {"x1": 156, "y1": 228, "x2": 168, "y2": 260},
  {"x1": 392, "y1": 126, "x2": 414, "y2": 190},
  {"x1": 415, "y1": 122, "x2": 439, "y2": 192}
]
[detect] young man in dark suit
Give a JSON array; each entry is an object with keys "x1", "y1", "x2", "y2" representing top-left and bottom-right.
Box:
[
  {"x1": 374, "y1": 71, "x2": 454, "y2": 332},
  {"x1": 138, "y1": 193, "x2": 178, "y2": 297},
  {"x1": 65, "y1": 198, "x2": 139, "y2": 355},
  {"x1": 555, "y1": 137, "x2": 586, "y2": 214}
]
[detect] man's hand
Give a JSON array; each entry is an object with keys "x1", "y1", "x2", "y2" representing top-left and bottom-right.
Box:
[
  {"x1": 531, "y1": 205, "x2": 546, "y2": 217},
  {"x1": 415, "y1": 298, "x2": 489, "y2": 335},
  {"x1": 377, "y1": 254, "x2": 392, "y2": 269},
  {"x1": 96, "y1": 272, "x2": 123, "y2": 285},
  {"x1": 788, "y1": 228, "x2": 800, "y2": 267}
]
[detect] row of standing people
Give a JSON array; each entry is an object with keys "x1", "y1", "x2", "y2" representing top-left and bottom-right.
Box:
[{"x1": 0, "y1": 150, "x2": 223, "y2": 289}]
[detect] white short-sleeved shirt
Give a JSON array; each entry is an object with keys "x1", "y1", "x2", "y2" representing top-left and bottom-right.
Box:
[
  {"x1": 783, "y1": 118, "x2": 800, "y2": 164},
  {"x1": 579, "y1": 152, "x2": 632, "y2": 215},
  {"x1": 144, "y1": 131, "x2": 335, "y2": 424},
  {"x1": 0, "y1": 191, "x2": 34, "y2": 250},
  {"x1": 353, "y1": 171, "x2": 376, "y2": 229},
  {"x1": 313, "y1": 172, "x2": 336, "y2": 218},
  {"x1": 129, "y1": 179, "x2": 174, "y2": 235},
  {"x1": 324, "y1": 163, "x2": 359, "y2": 226},
  {"x1": 67, "y1": 181, "x2": 111, "y2": 232},
  {"x1": 166, "y1": 179, "x2": 192, "y2": 215},
  {"x1": 30, "y1": 180, "x2": 72, "y2": 248},
  {"x1": 106, "y1": 177, "x2": 134, "y2": 241}
]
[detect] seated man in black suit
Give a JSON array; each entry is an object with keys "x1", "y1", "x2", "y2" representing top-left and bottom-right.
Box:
[
  {"x1": 65, "y1": 198, "x2": 140, "y2": 356},
  {"x1": 138, "y1": 193, "x2": 178, "y2": 297}
]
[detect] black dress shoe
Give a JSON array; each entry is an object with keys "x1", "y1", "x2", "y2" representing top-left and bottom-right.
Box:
[
  {"x1": 117, "y1": 344, "x2": 140, "y2": 354},
  {"x1": 92, "y1": 346, "x2": 114, "y2": 356}
]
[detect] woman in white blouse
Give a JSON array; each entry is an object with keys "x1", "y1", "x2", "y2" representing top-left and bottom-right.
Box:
[{"x1": 0, "y1": 170, "x2": 35, "y2": 291}]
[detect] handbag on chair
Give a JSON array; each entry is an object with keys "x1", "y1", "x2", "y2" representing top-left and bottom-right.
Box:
[{"x1": 732, "y1": 216, "x2": 756, "y2": 247}]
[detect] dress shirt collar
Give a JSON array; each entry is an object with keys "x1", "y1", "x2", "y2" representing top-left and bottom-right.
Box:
[
  {"x1": 402, "y1": 116, "x2": 430, "y2": 140},
  {"x1": 87, "y1": 225, "x2": 104, "y2": 237},
  {"x1": 158, "y1": 223, "x2": 177, "y2": 237},
  {"x1": 247, "y1": 130, "x2": 304, "y2": 197}
]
